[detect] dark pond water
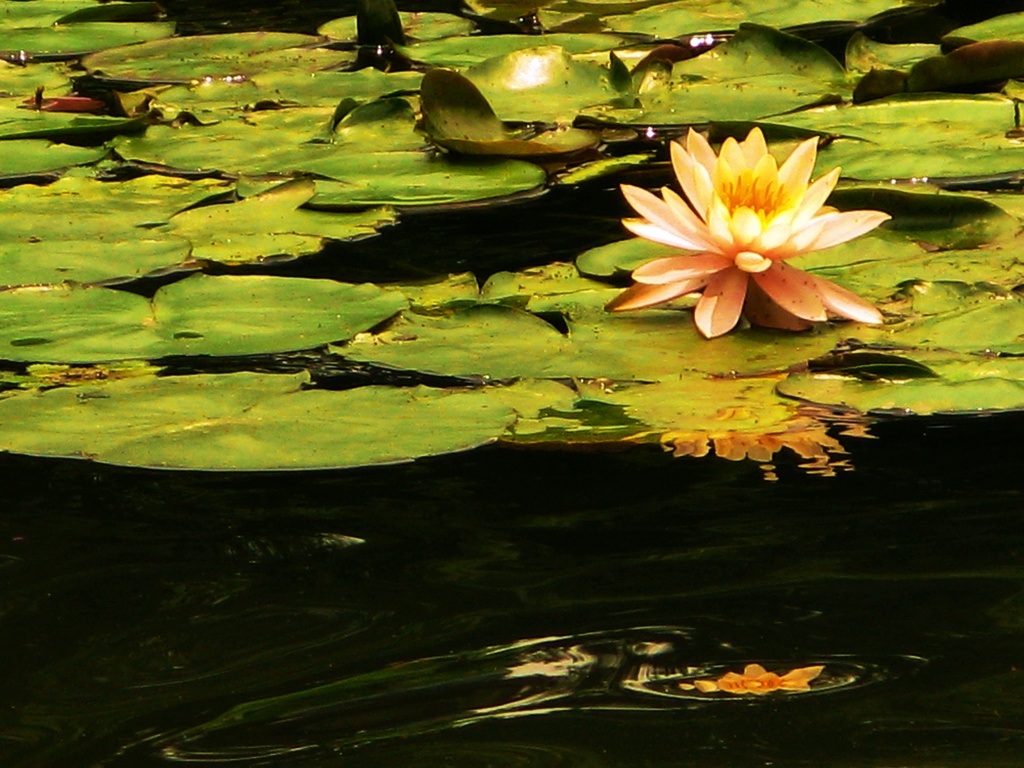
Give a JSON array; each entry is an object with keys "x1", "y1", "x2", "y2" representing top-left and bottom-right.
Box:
[
  {"x1": 3, "y1": 414, "x2": 1024, "y2": 767},
  {"x1": 3, "y1": 1, "x2": 1024, "y2": 765}
]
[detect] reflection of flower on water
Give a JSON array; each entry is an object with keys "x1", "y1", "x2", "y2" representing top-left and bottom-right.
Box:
[
  {"x1": 608, "y1": 127, "x2": 890, "y2": 338},
  {"x1": 681, "y1": 663, "x2": 824, "y2": 695}
]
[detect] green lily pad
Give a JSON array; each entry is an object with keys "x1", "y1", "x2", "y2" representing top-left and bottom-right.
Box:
[
  {"x1": 81, "y1": 32, "x2": 350, "y2": 85},
  {"x1": 465, "y1": 46, "x2": 629, "y2": 122},
  {"x1": 0, "y1": 21, "x2": 175, "y2": 56},
  {"x1": 595, "y1": 0, "x2": 903, "y2": 36},
  {"x1": 771, "y1": 94, "x2": 1024, "y2": 180},
  {"x1": 420, "y1": 68, "x2": 600, "y2": 158},
  {"x1": 165, "y1": 179, "x2": 395, "y2": 263},
  {"x1": 0, "y1": 175, "x2": 225, "y2": 286},
  {"x1": 779, "y1": 356, "x2": 1024, "y2": 416},
  {"x1": 844, "y1": 32, "x2": 940, "y2": 74},
  {"x1": 148, "y1": 69, "x2": 423, "y2": 114},
  {"x1": 946, "y1": 11, "x2": 1024, "y2": 44},
  {"x1": 400, "y1": 32, "x2": 627, "y2": 69},
  {"x1": 0, "y1": 139, "x2": 106, "y2": 176},
  {"x1": 0, "y1": 274, "x2": 407, "y2": 363},
  {"x1": 318, "y1": 11, "x2": 475, "y2": 42},
  {"x1": 581, "y1": 24, "x2": 849, "y2": 126},
  {"x1": 0, "y1": 106, "x2": 151, "y2": 143},
  {"x1": 0, "y1": 372, "x2": 572, "y2": 470}
]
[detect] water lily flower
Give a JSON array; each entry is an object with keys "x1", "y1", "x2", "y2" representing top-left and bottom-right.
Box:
[
  {"x1": 682, "y1": 663, "x2": 824, "y2": 694},
  {"x1": 607, "y1": 128, "x2": 891, "y2": 338}
]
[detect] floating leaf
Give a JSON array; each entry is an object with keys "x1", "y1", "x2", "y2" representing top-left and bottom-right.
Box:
[
  {"x1": 0, "y1": 373, "x2": 573, "y2": 470},
  {"x1": 81, "y1": 32, "x2": 349, "y2": 85},
  {"x1": 0, "y1": 274, "x2": 408, "y2": 363}
]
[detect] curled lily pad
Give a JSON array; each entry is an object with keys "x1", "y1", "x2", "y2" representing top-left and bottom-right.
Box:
[
  {"x1": 907, "y1": 40, "x2": 1024, "y2": 93},
  {"x1": 465, "y1": 46, "x2": 631, "y2": 123},
  {"x1": 420, "y1": 69, "x2": 600, "y2": 158},
  {"x1": 581, "y1": 24, "x2": 848, "y2": 126}
]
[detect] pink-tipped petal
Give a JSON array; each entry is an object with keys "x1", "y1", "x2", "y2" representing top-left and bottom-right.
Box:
[
  {"x1": 810, "y1": 274, "x2": 884, "y2": 324},
  {"x1": 694, "y1": 268, "x2": 748, "y2": 338},
  {"x1": 743, "y1": 278, "x2": 814, "y2": 331},
  {"x1": 632, "y1": 253, "x2": 731, "y2": 284},
  {"x1": 797, "y1": 209, "x2": 891, "y2": 252},
  {"x1": 606, "y1": 277, "x2": 709, "y2": 311},
  {"x1": 777, "y1": 135, "x2": 819, "y2": 194},
  {"x1": 684, "y1": 129, "x2": 718, "y2": 178},
  {"x1": 621, "y1": 184, "x2": 710, "y2": 250},
  {"x1": 751, "y1": 262, "x2": 827, "y2": 322}
]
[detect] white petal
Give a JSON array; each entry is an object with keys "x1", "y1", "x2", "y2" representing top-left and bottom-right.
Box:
[
  {"x1": 752, "y1": 262, "x2": 827, "y2": 322},
  {"x1": 777, "y1": 136, "x2": 818, "y2": 195},
  {"x1": 661, "y1": 187, "x2": 717, "y2": 250},
  {"x1": 694, "y1": 268, "x2": 748, "y2": 338},
  {"x1": 810, "y1": 274, "x2": 884, "y2": 324},
  {"x1": 797, "y1": 209, "x2": 891, "y2": 252},
  {"x1": 633, "y1": 253, "x2": 731, "y2": 284},
  {"x1": 622, "y1": 218, "x2": 705, "y2": 250},
  {"x1": 621, "y1": 184, "x2": 710, "y2": 250}
]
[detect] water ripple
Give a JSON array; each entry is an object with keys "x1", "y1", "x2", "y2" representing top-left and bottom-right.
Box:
[{"x1": 131, "y1": 626, "x2": 925, "y2": 763}]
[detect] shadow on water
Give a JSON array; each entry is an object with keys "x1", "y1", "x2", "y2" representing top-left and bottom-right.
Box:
[{"x1": 1, "y1": 413, "x2": 1023, "y2": 766}]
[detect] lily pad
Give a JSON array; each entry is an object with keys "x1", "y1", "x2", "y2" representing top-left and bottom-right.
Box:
[
  {"x1": 771, "y1": 94, "x2": 1024, "y2": 181},
  {"x1": 0, "y1": 274, "x2": 408, "y2": 363},
  {"x1": 165, "y1": 179, "x2": 395, "y2": 263},
  {"x1": 81, "y1": 32, "x2": 350, "y2": 85},
  {"x1": 0, "y1": 372, "x2": 570, "y2": 470},
  {"x1": 595, "y1": 0, "x2": 903, "y2": 37},
  {"x1": 581, "y1": 24, "x2": 849, "y2": 126}
]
